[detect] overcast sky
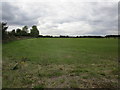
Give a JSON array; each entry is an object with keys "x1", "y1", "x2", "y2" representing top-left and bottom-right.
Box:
[{"x1": 1, "y1": 0, "x2": 118, "y2": 36}]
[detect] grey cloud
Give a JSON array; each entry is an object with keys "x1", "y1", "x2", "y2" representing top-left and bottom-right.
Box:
[
  {"x1": 2, "y1": 2, "x2": 39, "y2": 26},
  {"x1": 2, "y1": 2, "x2": 18, "y2": 20},
  {"x1": 1, "y1": 2, "x2": 118, "y2": 35}
]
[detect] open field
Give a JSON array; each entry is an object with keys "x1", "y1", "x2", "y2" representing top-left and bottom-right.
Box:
[{"x1": 2, "y1": 38, "x2": 118, "y2": 88}]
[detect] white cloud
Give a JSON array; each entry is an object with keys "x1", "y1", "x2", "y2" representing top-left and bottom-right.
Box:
[{"x1": 1, "y1": 1, "x2": 118, "y2": 36}]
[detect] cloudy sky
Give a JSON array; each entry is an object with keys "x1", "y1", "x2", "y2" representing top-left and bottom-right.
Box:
[{"x1": 1, "y1": 0, "x2": 118, "y2": 36}]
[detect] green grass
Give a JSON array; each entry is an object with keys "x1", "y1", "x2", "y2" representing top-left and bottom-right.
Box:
[
  {"x1": 2, "y1": 38, "x2": 118, "y2": 88},
  {"x1": 3, "y1": 38, "x2": 118, "y2": 64}
]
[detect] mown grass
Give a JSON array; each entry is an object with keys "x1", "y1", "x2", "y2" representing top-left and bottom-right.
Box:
[{"x1": 2, "y1": 38, "x2": 118, "y2": 88}]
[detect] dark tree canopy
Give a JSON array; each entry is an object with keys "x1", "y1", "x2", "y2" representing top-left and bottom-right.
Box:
[
  {"x1": 30, "y1": 25, "x2": 39, "y2": 37},
  {"x1": 16, "y1": 28, "x2": 22, "y2": 36},
  {"x1": 11, "y1": 29, "x2": 16, "y2": 36},
  {"x1": 21, "y1": 26, "x2": 28, "y2": 36},
  {"x1": 1, "y1": 22, "x2": 8, "y2": 39}
]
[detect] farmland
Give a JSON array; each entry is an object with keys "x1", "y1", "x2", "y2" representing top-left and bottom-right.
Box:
[{"x1": 2, "y1": 38, "x2": 118, "y2": 88}]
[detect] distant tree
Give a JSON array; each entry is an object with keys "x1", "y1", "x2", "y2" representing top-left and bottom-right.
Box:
[
  {"x1": 21, "y1": 26, "x2": 28, "y2": 36},
  {"x1": 11, "y1": 29, "x2": 16, "y2": 36},
  {"x1": 22, "y1": 26, "x2": 28, "y2": 32},
  {"x1": 7, "y1": 32, "x2": 12, "y2": 37},
  {"x1": 30, "y1": 25, "x2": 39, "y2": 37},
  {"x1": 1, "y1": 22, "x2": 8, "y2": 39},
  {"x1": 16, "y1": 28, "x2": 22, "y2": 36},
  {"x1": 7, "y1": 29, "x2": 16, "y2": 37}
]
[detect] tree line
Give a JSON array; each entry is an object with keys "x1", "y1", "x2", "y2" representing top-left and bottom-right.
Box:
[
  {"x1": 38, "y1": 35, "x2": 120, "y2": 38},
  {"x1": 1, "y1": 22, "x2": 119, "y2": 41},
  {"x1": 1, "y1": 22, "x2": 39, "y2": 40}
]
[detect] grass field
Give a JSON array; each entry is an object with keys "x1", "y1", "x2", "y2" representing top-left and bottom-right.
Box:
[{"x1": 2, "y1": 38, "x2": 118, "y2": 88}]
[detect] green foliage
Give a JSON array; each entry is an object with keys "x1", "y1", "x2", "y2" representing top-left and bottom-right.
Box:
[
  {"x1": 21, "y1": 26, "x2": 28, "y2": 36},
  {"x1": 30, "y1": 25, "x2": 39, "y2": 37},
  {"x1": 21, "y1": 30, "x2": 27, "y2": 36},
  {"x1": 11, "y1": 29, "x2": 16, "y2": 36},
  {"x1": 1, "y1": 22, "x2": 8, "y2": 39},
  {"x1": 16, "y1": 27, "x2": 29, "y2": 36},
  {"x1": 16, "y1": 28, "x2": 22, "y2": 36},
  {"x1": 7, "y1": 29, "x2": 16, "y2": 37},
  {"x1": 1, "y1": 23, "x2": 40, "y2": 40}
]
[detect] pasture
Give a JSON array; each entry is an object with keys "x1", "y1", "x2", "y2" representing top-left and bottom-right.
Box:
[{"x1": 2, "y1": 38, "x2": 118, "y2": 88}]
